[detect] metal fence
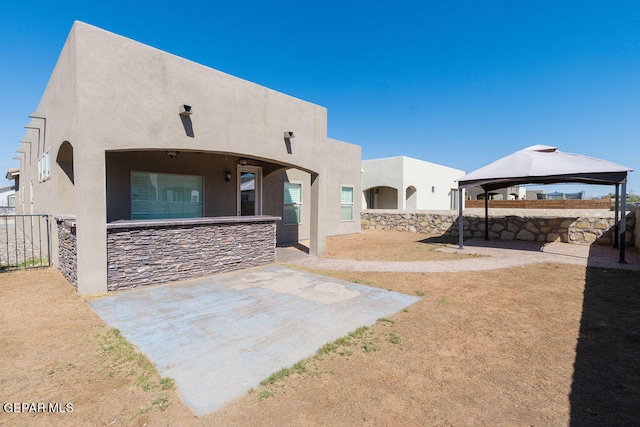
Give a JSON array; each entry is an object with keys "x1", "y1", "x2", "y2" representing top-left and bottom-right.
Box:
[{"x1": 0, "y1": 214, "x2": 51, "y2": 271}]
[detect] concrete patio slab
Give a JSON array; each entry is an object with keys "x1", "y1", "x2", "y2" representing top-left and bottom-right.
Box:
[{"x1": 88, "y1": 265, "x2": 419, "y2": 416}]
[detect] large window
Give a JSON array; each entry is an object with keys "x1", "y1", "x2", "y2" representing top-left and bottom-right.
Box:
[
  {"x1": 284, "y1": 182, "x2": 302, "y2": 224},
  {"x1": 341, "y1": 186, "x2": 354, "y2": 221},
  {"x1": 131, "y1": 171, "x2": 203, "y2": 220}
]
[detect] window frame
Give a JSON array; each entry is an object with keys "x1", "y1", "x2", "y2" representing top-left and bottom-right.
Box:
[
  {"x1": 340, "y1": 185, "x2": 355, "y2": 222},
  {"x1": 38, "y1": 151, "x2": 51, "y2": 182}
]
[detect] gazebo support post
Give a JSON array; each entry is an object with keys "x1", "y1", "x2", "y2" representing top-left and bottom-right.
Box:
[
  {"x1": 484, "y1": 188, "x2": 489, "y2": 240},
  {"x1": 614, "y1": 183, "x2": 620, "y2": 249},
  {"x1": 458, "y1": 186, "x2": 464, "y2": 249},
  {"x1": 619, "y1": 181, "x2": 627, "y2": 264}
]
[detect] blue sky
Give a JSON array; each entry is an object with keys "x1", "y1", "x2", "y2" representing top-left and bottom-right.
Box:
[{"x1": 1, "y1": 1, "x2": 638, "y2": 197}]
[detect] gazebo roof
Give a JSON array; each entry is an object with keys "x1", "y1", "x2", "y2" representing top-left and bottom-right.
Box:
[{"x1": 457, "y1": 145, "x2": 633, "y2": 191}]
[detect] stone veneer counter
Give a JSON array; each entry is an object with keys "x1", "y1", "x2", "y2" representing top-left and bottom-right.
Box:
[{"x1": 106, "y1": 216, "x2": 280, "y2": 291}]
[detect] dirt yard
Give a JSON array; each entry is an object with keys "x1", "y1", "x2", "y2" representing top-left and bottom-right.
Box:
[{"x1": 1, "y1": 230, "x2": 638, "y2": 426}]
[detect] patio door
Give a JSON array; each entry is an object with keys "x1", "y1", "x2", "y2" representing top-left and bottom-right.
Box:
[{"x1": 237, "y1": 165, "x2": 262, "y2": 216}]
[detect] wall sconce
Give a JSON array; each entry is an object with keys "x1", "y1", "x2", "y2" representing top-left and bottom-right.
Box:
[
  {"x1": 225, "y1": 170, "x2": 232, "y2": 182},
  {"x1": 284, "y1": 131, "x2": 295, "y2": 139},
  {"x1": 179, "y1": 105, "x2": 193, "y2": 116},
  {"x1": 166, "y1": 151, "x2": 179, "y2": 159}
]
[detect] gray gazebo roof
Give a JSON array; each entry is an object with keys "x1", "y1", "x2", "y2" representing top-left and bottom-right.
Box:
[{"x1": 458, "y1": 145, "x2": 632, "y2": 191}]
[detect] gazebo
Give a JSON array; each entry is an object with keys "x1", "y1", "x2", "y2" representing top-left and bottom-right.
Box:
[{"x1": 456, "y1": 145, "x2": 634, "y2": 262}]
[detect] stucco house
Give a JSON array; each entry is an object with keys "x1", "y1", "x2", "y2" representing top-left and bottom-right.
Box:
[
  {"x1": 15, "y1": 22, "x2": 361, "y2": 295},
  {"x1": 0, "y1": 185, "x2": 16, "y2": 214},
  {"x1": 361, "y1": 156, "x2": 465, "y2": 211},
  {"x1": 466, "y1": 185, "x2": 527, "y2": 200}
]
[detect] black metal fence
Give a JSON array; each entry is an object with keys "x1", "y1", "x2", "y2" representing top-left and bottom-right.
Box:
[{"x1": 0, "y1": 214, "x2": 51, "y2": 271}]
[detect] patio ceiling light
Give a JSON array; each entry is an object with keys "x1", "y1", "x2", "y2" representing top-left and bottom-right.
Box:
[
  {"x1": 237, "y1": 158, "x2": 249, "y2": 166},
  {"x1": 166, "y1": 151, "x2": 179, "y2": 159}
]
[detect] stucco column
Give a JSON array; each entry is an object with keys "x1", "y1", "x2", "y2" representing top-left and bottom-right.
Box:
[
  {"x1": 309, "y1": 173, "x2": 326, "y2": 256},
  {"x1": 397, "y1": 188, "x2": 405, "y2": 210},
  {"x1": 74, "y1": 147, "x2": 108, "y2": 295}
]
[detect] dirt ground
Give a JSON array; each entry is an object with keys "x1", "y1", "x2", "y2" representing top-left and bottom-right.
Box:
[
  {"x1": 321, "y1": 228, "x2": 470, "y2": 261},
  {"x1": 1, "y1": 230, "x2": 638, "y2": 426}
]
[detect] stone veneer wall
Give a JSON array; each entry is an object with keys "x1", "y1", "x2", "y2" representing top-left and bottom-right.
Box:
[
  {"x1": 106, "y1": 220, "x2": 277, "y2": 291},
  {"x1": 55, "y1": 217, "x2": 78, "y2": 290},
  {"x1": 361, "y1": 209, "x2": 636, "y2": 246}
]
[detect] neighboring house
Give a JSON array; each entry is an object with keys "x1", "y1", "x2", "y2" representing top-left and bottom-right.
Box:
[
  {"x1": 526, "y1": 189, "x2": 544, "y2": 200},
  {"x1": 361, "y1": 156, "x2": 465, "y2": 211},
  {"x1": 0, "y1": 184, "x2": 16, "y2": 214},
  {"x1": 1, "y1": 168, "x2": 18, "y2": 214},
  {"x1": 0, "y1": 185, "x2": 16, "y2": 206},
  {"x1": 15, "y1": 22, "x2": 361, "y2": 295},
  {"x1": 526, "y1": 189, "x2": 585, "y2": 200},
  {"x1": 466, "y1": 185, "x2": 527, "y2": 200},
  {"x1": 542, "y1": 191, "x2": 585, "y2": 200}
]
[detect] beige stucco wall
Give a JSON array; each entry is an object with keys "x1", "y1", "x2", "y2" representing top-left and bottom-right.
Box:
[
  {"x1": 19, "y1": 22, "x2": 361, "y2": 294},
  {"x1": 16, "y1": 26, "x2": 80, "y2": 267}
]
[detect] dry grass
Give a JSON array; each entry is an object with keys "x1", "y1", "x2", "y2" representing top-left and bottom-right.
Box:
[
  {"x1": 322, "y1": 228, "x2": 474, "y2": 261},
  {"x1": 1, "y1": 230, "x2": 638, "y2": 426}
]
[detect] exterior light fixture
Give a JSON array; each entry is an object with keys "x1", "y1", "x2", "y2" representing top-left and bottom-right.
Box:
[
  {"x1": 225, "y1": 170, "x2": 232, "y2": 182},
  {"x1": 284, "y1": 131, "x2": 295, "y2": 139},
  {"x1": 237, "y1": 158, "x2": 249, "y2": 166},
  {"x1": 179, "y1": 105, "x2": 193, "y2": 116},
  {"x1": 166, "y1": 151, "x2": 179, "y2": 159}
]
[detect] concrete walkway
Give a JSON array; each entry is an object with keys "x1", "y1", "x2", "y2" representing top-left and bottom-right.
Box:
[
  {"x1": 89, "y1": 265, "x2": 419, "y2": 416},
  {"x1": 280, "y1": 238, "x2": 640, "y2": 272}
]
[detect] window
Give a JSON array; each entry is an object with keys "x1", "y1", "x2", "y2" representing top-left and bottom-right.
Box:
[
  {"x1": 284, "y1": 182, "x2": 302, "y2": 224},
  {"x1": 131, "y1": 171, "x2": 203, "y2": 220},
  {"x1": 341, "y1": 186, "x2": 354, "y2": 221},
  {"x1": 7, "y1": 194, "x2": 16, "y2": 207},
  {"x1": 38, "y1": 151, "x2": 51, "y2": 182}
]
